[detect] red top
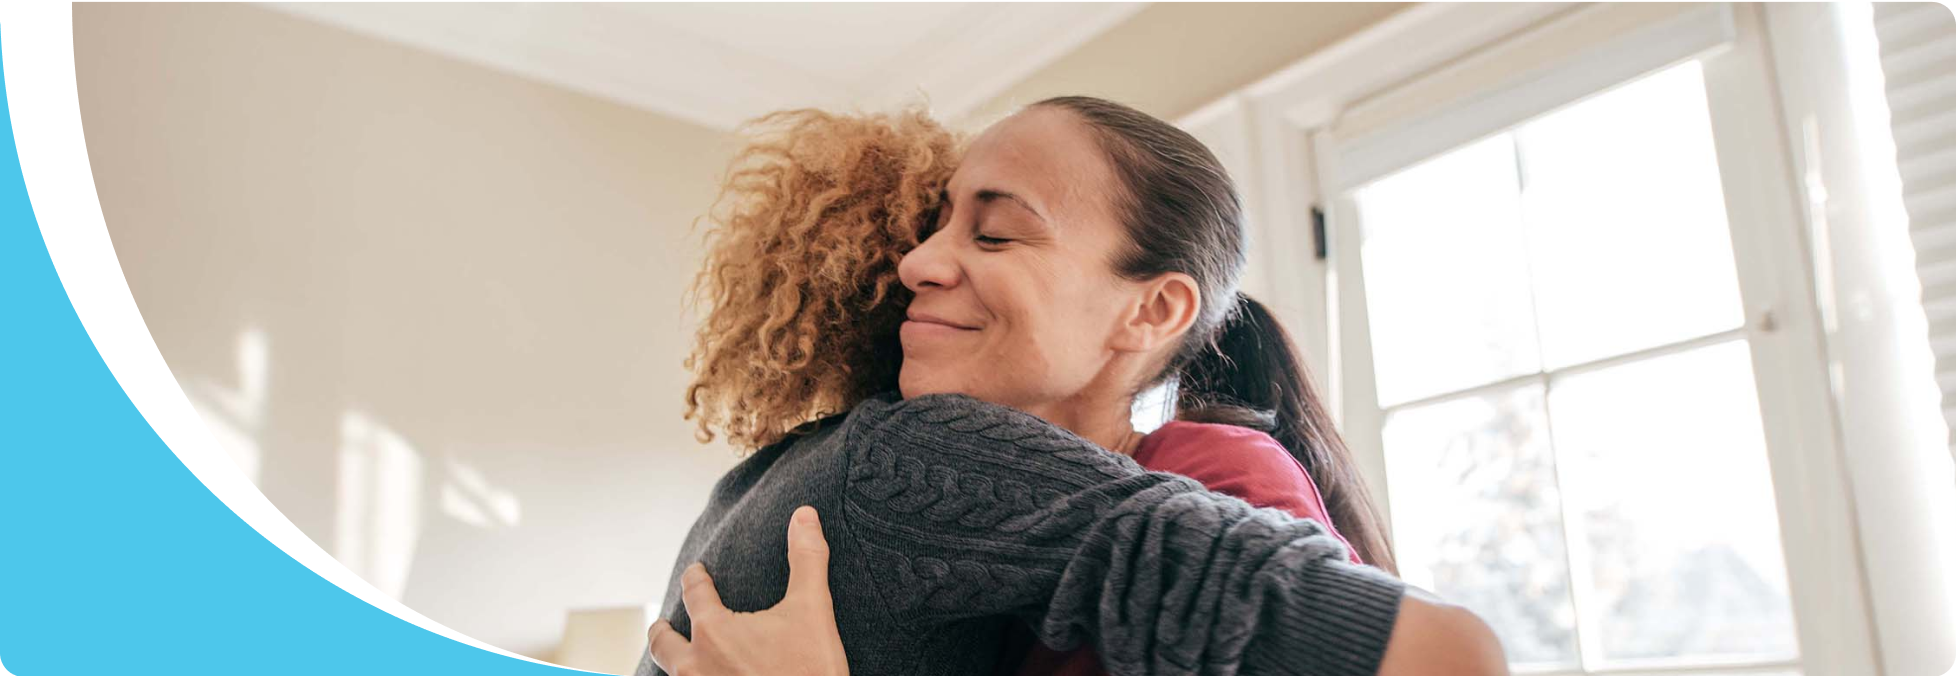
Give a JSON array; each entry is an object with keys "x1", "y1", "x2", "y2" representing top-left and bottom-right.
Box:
[{"x1": 1011, "y1": 420, "x2": 1361, "y2": 676}]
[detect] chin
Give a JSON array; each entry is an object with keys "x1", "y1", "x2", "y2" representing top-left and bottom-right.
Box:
[
  {"x1": 898, "y1": 363, "x2": 978, "y2": 401},
  {"x1": 897, "y1": 368, "x2": 949, "y2": 400}
]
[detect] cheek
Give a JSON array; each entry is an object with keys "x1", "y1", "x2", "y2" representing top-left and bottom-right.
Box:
[{"x1": 978, "y1": 261, "x2": 1113, "y2": 374}]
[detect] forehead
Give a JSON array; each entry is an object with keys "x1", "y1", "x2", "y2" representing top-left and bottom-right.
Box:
[{"x1": 954, "y1": 108, "x2": 1118, "y2": 220}]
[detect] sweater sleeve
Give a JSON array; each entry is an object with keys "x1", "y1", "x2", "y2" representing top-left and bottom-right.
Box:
[{"x1": 840, "y1": 394, "x2": 1405, "y2": 676}]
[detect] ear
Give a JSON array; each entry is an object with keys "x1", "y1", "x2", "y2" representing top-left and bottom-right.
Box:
[{"x1": 1110, "y1": 272, "x2": 1201, "y2": 354}]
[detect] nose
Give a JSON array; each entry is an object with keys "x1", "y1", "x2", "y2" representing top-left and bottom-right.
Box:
[{"x1": 898, "y1": 225, "x2": 960, "y2": 292}]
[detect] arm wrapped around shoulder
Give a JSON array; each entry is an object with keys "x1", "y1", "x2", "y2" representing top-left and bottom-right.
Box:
[{"x1": 841, "y1": 393, "x2": 1406, "y2": 676}]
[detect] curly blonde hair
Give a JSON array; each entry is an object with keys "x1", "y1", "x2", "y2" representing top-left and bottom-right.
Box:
[{"x1": 684, "y1": 107, "x2": 963, "y2": 451}]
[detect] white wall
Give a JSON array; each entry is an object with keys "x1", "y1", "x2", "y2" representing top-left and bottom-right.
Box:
[{"x1": 74, "y1": 3, "x2": 740, "y2": 661}]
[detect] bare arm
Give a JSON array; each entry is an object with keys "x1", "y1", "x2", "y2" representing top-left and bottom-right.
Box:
[{"x1": 1379, "y1": 590, "x2": 1510, "y2": 676}]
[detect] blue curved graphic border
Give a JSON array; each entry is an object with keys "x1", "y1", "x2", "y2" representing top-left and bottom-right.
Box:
[{"x1": 0, "y1": 36, "x2": 575, "y2": 676}]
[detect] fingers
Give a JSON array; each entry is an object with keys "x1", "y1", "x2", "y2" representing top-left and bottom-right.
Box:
[
  {"x1": 679, "y1": 562, "x2": 728, "y2": 620},
  {"x1": 646, "y1": 619, "x2": 691, "y2": 672},
  {"x1": 785, "y1": 505, "x2": 833, "y2": 607}
]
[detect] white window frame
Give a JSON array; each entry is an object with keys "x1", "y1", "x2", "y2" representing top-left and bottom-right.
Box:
[
  {"x1": 1178, "y1": 3, "x2": 1882, "y2": 674},
  {"x1": 1760, "y1": 5, "x2": 1956, "y2": 675}
]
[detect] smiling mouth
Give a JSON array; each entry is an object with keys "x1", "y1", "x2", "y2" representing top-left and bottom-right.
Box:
[
  {"x1": 900, "y1": 316, "x2": 977, "y2": 346},
  {"x1": 905, "y1": 311, "x2": 977, "y2": 330}
]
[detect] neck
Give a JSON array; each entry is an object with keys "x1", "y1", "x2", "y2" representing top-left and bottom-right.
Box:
[{"x1": 1023, "y1": 387, "x2": 1143, "y2": 456}]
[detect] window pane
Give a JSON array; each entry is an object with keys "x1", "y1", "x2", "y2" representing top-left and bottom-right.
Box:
[
  {"x1": 1516, "y1": 61, "x2": 1745, "y2": 368},
  {"x1": 1550, "y1": 341, "x2": 1798, "y2": 663},
  {"x1": 1356, "y1": 136, "x2": 1542, "y2": 406},
  {"x1": 1383, "y1": 385, "x2": 1577, "y2": 667}
]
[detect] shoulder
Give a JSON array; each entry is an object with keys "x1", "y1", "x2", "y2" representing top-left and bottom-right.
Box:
[
  {"x1": 1134, "y1": 421, "x2": 1328, "y2": 521},
  {"x1": 843, "y1": 393, "x2": 1119, "y2": 462},
  {"x1": 1136, "y1": 421, "x2": 1305, "y2": 481},
  {"x1": 758, "y1": 409, "x2": 854, "y2": 459},
  {"x1": 839, "y1": 392, "x2": 1149, "y2": 496},
  {"x1": 841, "y1": 391, "x2": 1002, "y2": 436},
  {"x1": 844, "y1": 391, "x2": 1047, "y2": 432}
]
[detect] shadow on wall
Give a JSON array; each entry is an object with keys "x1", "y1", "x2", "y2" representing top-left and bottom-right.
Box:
[
  {"x1": 183, "y1": 324, "x2": 657, "y2": 614},
  {"x1": 165, "y1": 302, "x2": 736, "y2": 662},
  {"x1": 74, "y1": 2, "x2": 741, "y2": 662}
]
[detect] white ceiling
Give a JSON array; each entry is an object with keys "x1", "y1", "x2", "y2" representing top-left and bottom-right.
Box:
[{"x1": 264, "y1": 2, "x2": 1147, "y2": 132}]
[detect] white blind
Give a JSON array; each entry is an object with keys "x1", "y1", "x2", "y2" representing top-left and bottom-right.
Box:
[{"x1": 1876, "y1": 2, "x2": 1956, "y2": 459}]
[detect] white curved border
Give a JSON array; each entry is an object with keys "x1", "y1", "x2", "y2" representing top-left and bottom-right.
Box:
[{"x1": 0, "y1": 5, "x2": 568, "y2": 669}]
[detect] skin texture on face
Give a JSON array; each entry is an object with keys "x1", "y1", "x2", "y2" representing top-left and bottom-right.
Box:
[{"x1": 895, "y1": 108, "x2": 1152, "y2": 443}]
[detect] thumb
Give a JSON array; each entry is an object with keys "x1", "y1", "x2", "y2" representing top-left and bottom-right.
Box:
[
  {"x1": 784, "y1": 505, "x2": 833, "y2": 608},
  {"x1": 646, "y1": 619, "x2": 691, "y2": 671}
]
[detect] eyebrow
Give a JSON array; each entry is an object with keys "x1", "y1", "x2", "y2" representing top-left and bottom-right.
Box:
[{"x1": 973, "y1": 188, "x2": 1047, "y2": 223}]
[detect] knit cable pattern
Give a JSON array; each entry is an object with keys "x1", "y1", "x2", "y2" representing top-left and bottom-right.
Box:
[{"x1": 840, "y1": 394, "x2": 1406, "y2": 676}]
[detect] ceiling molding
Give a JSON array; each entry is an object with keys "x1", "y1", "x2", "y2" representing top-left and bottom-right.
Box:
[
  {"x1": 261, "y1": 3, "x2": 1146, "y2": 132},
  {"x1": 874, "y1": 3, "x2": 1148, "y2": 119}
]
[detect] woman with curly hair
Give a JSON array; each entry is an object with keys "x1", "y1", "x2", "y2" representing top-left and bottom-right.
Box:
[{"x1": 641, "y1": 98, "x2": 1504, "y2": 676}]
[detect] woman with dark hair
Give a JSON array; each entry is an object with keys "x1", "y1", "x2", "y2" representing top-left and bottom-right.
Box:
[{"x1": 641, "y1": 98, "x2": 1503, "y2": 676}]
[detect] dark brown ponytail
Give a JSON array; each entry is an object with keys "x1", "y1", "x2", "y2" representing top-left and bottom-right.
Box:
[
  {"x1": 1032, "y1": 95, "x2": 1396, "y2": 573},
  {"x1": 1178, "y1": 295, "x2": 1397, "y2": 573}
]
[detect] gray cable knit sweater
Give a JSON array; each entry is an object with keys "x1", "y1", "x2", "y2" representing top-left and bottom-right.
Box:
[{"x1": 636, "y1": 393, "x2": 1405, "y2": 676}]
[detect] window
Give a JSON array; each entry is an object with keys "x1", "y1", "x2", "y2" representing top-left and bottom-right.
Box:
[
  {"x1": 1348, "y1": 62, "x2": 1801, "y2": 675},
  {"x1": 1179, "y1": 4, "x2": 1883, "y2": 672}
]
